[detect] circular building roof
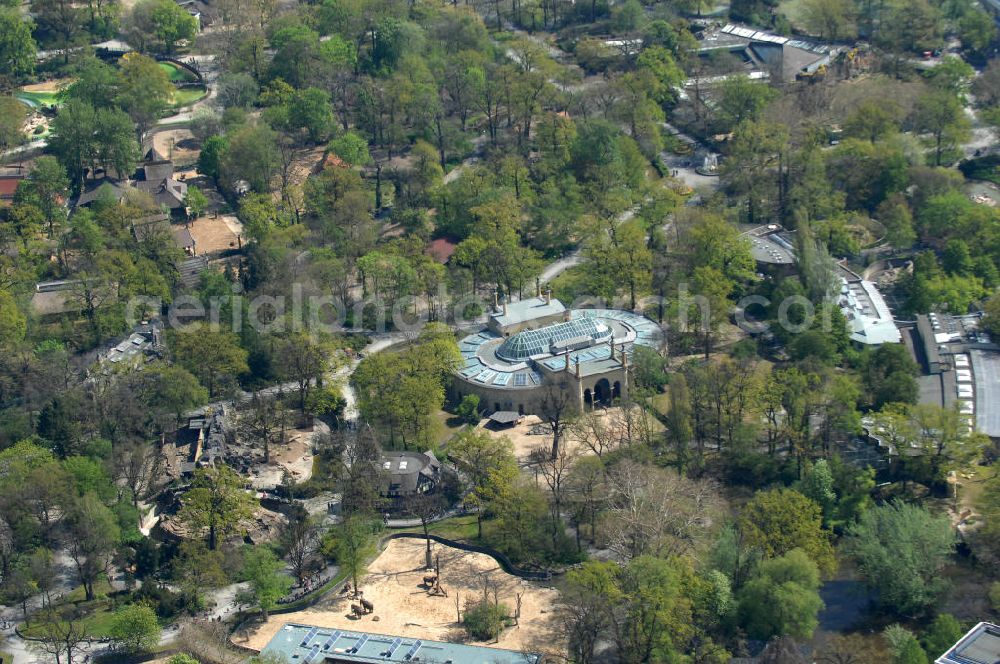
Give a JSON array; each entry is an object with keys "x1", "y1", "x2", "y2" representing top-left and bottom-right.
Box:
[{"x1": 455, "y1": 307, "x2": 663, "y2": 391}]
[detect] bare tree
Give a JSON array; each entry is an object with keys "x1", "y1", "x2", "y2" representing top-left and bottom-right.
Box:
[
  {"x1": 282, "y1": 509, "x2": 321, "y2": 584},
  {"x1": 603, "y1": 461, "x2": 722, "y2": 561},
  {"x1": 30, "y1": 607, "x2": 89, "y2": 664},
  {"x1": 114, "y1": 439, "x2": 163, "y2": 508},
  {"x1": 538, "y1": 380, "x2": 577, "y2": 460},
  {"x1": 565, "y1": 455, "x2": 605, "y2": 550},
  {"x1": 336, "y1": 425, "x2": 386, "y2": 518},
  {"x1": 568, "y1": 402, "x2": 648, "y2": 458},
  {"x1": 237, "y1": 393, "x2": 288, "y2": 463},
  {"x1": 176, "y1": 621, "x2": 244, "y2": 664},
  {"x1": 528, "y1": 442, "x2": 578, "y2": 548},
  {"x1": 404, "y1": 491, "x2": 447, "y2": 568}
]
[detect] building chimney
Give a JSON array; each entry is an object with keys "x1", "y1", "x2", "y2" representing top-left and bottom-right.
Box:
[
  {"x1": 575, "y1": 357, "x2": 581, "y2": 378},
  {"x1": 545, "y1": 287, "x2": 552, "y2": 305},
  {"x1": 621, "y1": 346, "x2": 628, "y2": 368},
  {"x1": 565, "y1": 350, "x2": 570, "y2": 372},
  {"x1": 609, "y1": 338, "x2": 615, "y2": 360},
  {"x1": 493, "y1": 288, "x2": 499, "y2": 311},
  {"x1": 503, "y1": 302, "x2": 508, "y2": 317}
]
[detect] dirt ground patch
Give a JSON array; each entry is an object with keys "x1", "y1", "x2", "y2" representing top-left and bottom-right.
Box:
[
  {"x1": 153, "y1": 129, "x2": 200, "y2": 165},
  {"x1": 240, "y1": 538, "x2": 563, "y2": 657},
  {"x1": 22, "y1": 78, "x2": 72, "y2": 93},
  {"x1": 287, "y1": 145, "x2": 327, "y2": 188},
  {"x1": 187, "y1": 215, "x2": 242, "y2": 254},
  {"x1": 479, "y1": 415, "x2": 559, "y2": 461},
  {"x1": 248, "y1": 423, "x2": 318, "y2": 488},
  {"x1": 480, "y1": 409, "x2": 638, "y2": 461}
]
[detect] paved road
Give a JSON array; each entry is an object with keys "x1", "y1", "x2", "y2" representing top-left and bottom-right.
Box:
[{"x1": 661, "y1": 122, "x2": 722, "y2": 193}]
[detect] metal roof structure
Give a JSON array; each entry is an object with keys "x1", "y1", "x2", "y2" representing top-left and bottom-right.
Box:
[
  {"x1": 497, "y1": 318, "x2": 611, "y2": 361},
  {"x1": 260, "y1": 623, "x2": 541, "y2": 664},
  {"x1": 457, "y1": 306, "x2": 662, "y2": 391},
  {"x1": 971, "y1": 350, "x2": 1000, "y2": 438},
  {"x1": 837, "y1": 264, "x2": 901, "y2": 346},
  {"x1": 935, "y1": 622, "x2": 1000, "y2": 664},
  {"x1": 490, "y1": 296, "x2": 565, "y2": 329}
]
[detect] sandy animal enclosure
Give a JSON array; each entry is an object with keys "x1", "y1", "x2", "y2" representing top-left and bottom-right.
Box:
[
  {"x1": 21, "y1": 79, "x2": 71, "y2": 93},
  {"x1": 187, "y1": 215, "x2": 242, "y2": 254},
  {"x1": 242, "y1": 538, "x2": 562, "y2": 656},
  {"x1": 481, "y1": 409, "x2": 632, "y2": 461},
  {"x1": 152, "y1": 129, "x2": 200, "y2": 165},
  {"x1": 248, "y1": 424, "x2": 316, "y2": 489}
]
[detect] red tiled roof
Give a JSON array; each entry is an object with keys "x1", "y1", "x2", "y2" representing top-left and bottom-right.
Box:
[
  {"x1": 427, "y1": 238, "x2": 457, "y2": 264},
  {"x1": 0, "y1": 177, "x2": 23, "y2": 198}
]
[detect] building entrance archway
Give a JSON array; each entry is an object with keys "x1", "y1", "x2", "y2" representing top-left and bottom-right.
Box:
[{"x1": 594, "y1": 378, "x2": 611, "y2": 405}]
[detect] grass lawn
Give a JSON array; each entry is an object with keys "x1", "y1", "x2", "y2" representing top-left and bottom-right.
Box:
[
  {"x1": 20, "y1": 580, "x2": 120, "y2": 639},
  {"x1": 16, "y1": 90, "x2": 61, "y2": 108},
  {"x1": 20, "y1": 601, "x2": 118, "y2": 639},
  {"x1": 169, "y1": 85, "x2": 207, "y2": 109},
  {"x1": 1, "y1": 652, "x2": 13, "y2": 664},
  {"x1": 548, "y1": 264, "x2": 587, "y2": 303},
  {"x1": 427, "y1": 409, "x2": 466, "y2": 447},
  {"x1": 424, "y1": 514, "x2": 481, "y2": 542},
  {"x1": 159, "y1": 61, "x2": 198, "y2": 84},
  {"x1": 649, "y1": 392, "x2": 671, "y2": 417}
]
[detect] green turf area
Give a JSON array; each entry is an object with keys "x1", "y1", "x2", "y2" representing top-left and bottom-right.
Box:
[
  {"x1": 548, "y1": 264, "x2": 587, "y2": 304},
  {"x1": 19, "y1": 580, "x2": 120, "y2": 639},
  {"x1": 428, "y1": 409, "x2": 466, "y2": 446},
  {"x1": 170, "y1": 85, "x2": 207, "y2": 109},
  {"x1": 159, "y1": 61, "x2": 199, "y2": 84},
  {"x1": 16, "y1": 90, "x2": 61, "y2": 108},
  {"x1": 424, "y1": 514, "x2": 481, "y2": 541}
]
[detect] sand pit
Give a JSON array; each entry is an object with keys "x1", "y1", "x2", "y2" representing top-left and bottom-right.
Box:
[
  {"x1": 269, "y1": 424, "x2": 316, "y2": 484},
  {"x1": 187, "y1": 215, "x2": 242, "y2": 254},
  {"x1": 480, "y1": 410, "x2": 637, "y2": 461},
  {"x1": 480, "y1": 415, "x2": 559, "y2": 461},
  {"x1": 21, "y1": 78, "x2": 72, "y2": 93},
  {"x1": 153, "y1": 128, "x2": 200, "y2": 165},
  {"x1": 242, "y1": 538, "x2": 562, "y2": 656}
]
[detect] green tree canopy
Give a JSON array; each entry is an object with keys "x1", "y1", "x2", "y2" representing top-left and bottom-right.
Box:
[
  {"x1": 169, "y1": 324, "x2": 249, "y2": 397},
  {"x1": 0, "y1": 9, "x2": 36, "y2": 90},
  {"x1": 179, "y1": 465, "x2": 257, "y2": 549},
  {"x1": 242, "y1": 547, "x2": 293, "y2": 619},
  {"x1": 109, "y1": 604, "x2": 161, "y2": 653},
  {"x1": 737, "y1": 549, "x2": 824, "y2": 640},
  {"x1": 738, "y1": 488, "x2": 836, "y2": 577},
  {"x1": 844, "y1": 501, "x2": 954, "y2": 616}
]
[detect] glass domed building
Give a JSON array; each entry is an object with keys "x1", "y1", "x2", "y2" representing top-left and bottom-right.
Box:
[{"x1": 453, "y1": 294, "x2": 663, "y2": 416}]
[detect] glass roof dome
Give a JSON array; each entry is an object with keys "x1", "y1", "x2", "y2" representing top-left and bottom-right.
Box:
[{"x1": 496, "y1": 318, "x2": 611, "y2": 361}]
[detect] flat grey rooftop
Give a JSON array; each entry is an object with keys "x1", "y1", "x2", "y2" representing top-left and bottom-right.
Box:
[
  {"x1": 935, "y1": 622, "x2": 1000, "y2": 664},
  {"x1": 970, "y1": 350, "x2": 1000, "y2": 437},
  {"x1": 261, "y1": 623, "x2": 540, "y2": 664},
  {"x1": 491, "y1": 297, "x2": 565, "y2": 328}
]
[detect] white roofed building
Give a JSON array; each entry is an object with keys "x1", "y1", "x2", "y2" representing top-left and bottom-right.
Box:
[{"x1": 836, "y1": 264, "x2": 901, "y2": 346}]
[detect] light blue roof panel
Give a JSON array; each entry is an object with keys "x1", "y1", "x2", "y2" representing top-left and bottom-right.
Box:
[{"x1": 261, "y1": 624, "x2": 540, "y2": 664}]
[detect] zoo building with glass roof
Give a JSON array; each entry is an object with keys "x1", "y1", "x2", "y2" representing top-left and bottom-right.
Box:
[{"x1": 453, "y1": 292, "x2": 663, "y2": 416}]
